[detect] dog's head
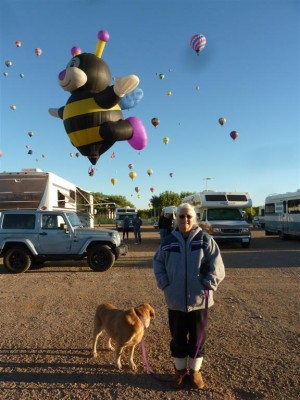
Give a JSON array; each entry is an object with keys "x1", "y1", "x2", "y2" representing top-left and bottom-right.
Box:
[{"x1": 135, "y1": 303, "x2": 155, "y2": 328}]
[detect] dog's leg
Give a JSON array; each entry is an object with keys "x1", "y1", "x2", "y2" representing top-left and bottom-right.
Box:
[
  {"x1": 129, "y1": 345, "x2": 137, "y2": 371},
  {"x1": 107, "y1": 337, "x2": 115, "y2": 351},
  {"x1": 92, "y1": 317, "x2": 103, "y2": 358},
  {"x1": 114, "y1": 345, "x2": 124, "y2": 370}
]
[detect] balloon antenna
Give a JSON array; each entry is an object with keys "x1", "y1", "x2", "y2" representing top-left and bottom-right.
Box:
[{"x1": 95, "y1": 30, "x2": 110, "y2": 58}]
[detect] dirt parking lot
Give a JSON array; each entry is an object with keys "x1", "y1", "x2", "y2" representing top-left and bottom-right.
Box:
[{"x1": 0, "y1": 226, "x2": 299, "y2": 400}]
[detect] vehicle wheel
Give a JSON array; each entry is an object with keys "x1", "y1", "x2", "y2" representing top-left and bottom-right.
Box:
[
  {"x1": 4, "y1": 246, "x2": 32, "y2": 273},
  {"x1": 279, "y1": 231, "x2": 287, "y2": 240},
  {"x1": 87, "y1": 245, "x2": 115, "y2": 272},
  {"x1": 241, "y1": 242, "x2": 250, "y2": 248}
]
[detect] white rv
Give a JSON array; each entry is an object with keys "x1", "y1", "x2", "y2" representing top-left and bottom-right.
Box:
[
  {"x1": 264, "y1": 190, "x2": 300, "y2": 239},
  {"x1": 115, "y1": 206, "x2": 137, "y2": 231},
  {"x1": 182, "y1": 191, "x2": 252, "y2": 248},
  {"x1": 0, "y1": 169, "x2": 94, "y2": 227}
]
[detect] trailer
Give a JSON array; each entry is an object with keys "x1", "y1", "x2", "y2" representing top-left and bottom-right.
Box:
[
  {"x1": 264, "y1": 190, "x2": 300, "y2": 239},
  {"x1": 182, "y1": 191, "x2": 252, "y2": 248},
  {"x1": 0, "y1": 168, "x2": 94, "y2": 227}
]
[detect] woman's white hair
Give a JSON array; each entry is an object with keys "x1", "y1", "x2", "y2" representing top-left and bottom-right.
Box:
[{"x1": 176, "y1": 203, "x2": 197, "y2": 225}]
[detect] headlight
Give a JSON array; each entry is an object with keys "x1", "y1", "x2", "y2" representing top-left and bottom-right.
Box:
[
  {"x1": 213, "y1": 227, "x2": 221, "y2": 233},
  {"x1": 241, "y1": 228, "x2": 250, "y2": 233},
  {"x1": 111, "y1": 231, "x2": 121, "y2": 245}
]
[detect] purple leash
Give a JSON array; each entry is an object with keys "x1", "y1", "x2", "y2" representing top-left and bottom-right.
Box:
[{"x1": 139, "y1": 289, "x2": 209, "y2": 380}]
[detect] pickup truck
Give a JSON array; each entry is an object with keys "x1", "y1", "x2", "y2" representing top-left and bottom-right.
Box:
[{"x1": 0, "y1": 210, "x2": 128, "y2": 273}]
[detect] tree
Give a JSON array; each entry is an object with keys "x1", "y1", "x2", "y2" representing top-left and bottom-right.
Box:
[
  {"x1": 180, "y1": 191, "x2": 194, "y2": 201},
  {"x1": 149, "y1": 191, "x2": 181, "y2": 211}
]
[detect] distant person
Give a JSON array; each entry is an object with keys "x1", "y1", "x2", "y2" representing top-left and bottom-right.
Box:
[
  {"x1": 132, "y1": 214, "x2": 143, "y2": 244},
  {"x1": 123, "y1": 216, "x2": 130, "y2": 240},
  {"x1": 158, "y1": 212, "x2": 173, "y2": 242},
  {"x1": 153, "y1": 203, "x2": 225, "y2": 390}
]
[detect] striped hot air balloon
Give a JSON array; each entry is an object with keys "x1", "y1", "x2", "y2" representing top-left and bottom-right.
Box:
[{"x1": 190, "y1": 34, "x2": 206, "y2": 55}]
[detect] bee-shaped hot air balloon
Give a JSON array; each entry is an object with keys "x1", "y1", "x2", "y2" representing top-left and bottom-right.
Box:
[{"x1": 48, "y1": 30, "x2": 148, "y2": 167}]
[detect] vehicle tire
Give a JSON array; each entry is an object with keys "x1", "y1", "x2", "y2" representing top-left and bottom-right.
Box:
[
  {"x1": 4, "y1": 246, "x2": 32, "y2": 273},
  {"x1": 279, "y1": 231, "x2": 287, "y2": 240},
  {"x1": 241, "y1": 242, "x2": 250, "y2": 248},
  {"x1": 87, "y1": 245, "x2": 115, "y2": 272}
]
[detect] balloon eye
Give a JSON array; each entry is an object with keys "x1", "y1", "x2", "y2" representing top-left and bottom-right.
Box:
[{"x1": 67, "y1": 57, "x2": 80, "y2": 68}]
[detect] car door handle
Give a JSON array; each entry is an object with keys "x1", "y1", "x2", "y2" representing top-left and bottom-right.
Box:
[{"x1": 39, "y1": 232, "x2": 48, "y2": 236}]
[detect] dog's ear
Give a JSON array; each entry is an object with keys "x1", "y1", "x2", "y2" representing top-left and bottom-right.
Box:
[{"x1": 149, "y1": 305, "x2": 155, "y2": 319}]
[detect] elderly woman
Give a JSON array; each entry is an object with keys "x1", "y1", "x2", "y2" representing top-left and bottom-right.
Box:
[{"x1": 153, "y1": 203, "x2": 225, "y2": 390}]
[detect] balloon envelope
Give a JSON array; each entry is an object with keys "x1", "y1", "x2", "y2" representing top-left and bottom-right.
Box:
[
  {"x1": 128, "y1": 163, "x2": 134, "y2": 170},
  {"x1": 129, "y1": 171, "x2": 137, "y2": 180},
  {"x1": 163, "y1": 136, "x2": 169, "y2": 144},
  {"x1": 134, "y1": 186, "x2": 140, "y2": 193},
  {"x1": 147, "y1": 169, "x2": 153, "y2": 176},
  {"x1": 159, "y1": 73, "x2": 165, "y2": 80},
  {"x1": 150, "y1": 187, "x2": 155, "y2": 193},
  {"x1": 111, "y1": 178, "x2": 117, "y2": 185},
  {"x1": 15, "y1": 40, "x2": 22, "y2": 47},
  {"x1": 230, "y1": 131, "x2": 239, "y2": 140},
  {"x1": 28, "y1": 131, "x2": 34, "y2": 137},
  {"x1": 166, "y1": 91, "x2": 172, "y2": 96},
  {"x1": 151, "y1": 118, "x2": 159, "y2": 128},
  {"x1": 10, "y1": 105, "x2": 16, "y2": 110},
  {"x1": 218, "y1": 117, "x2": 226, "y2": 126},
  {"x1": 5, "y1": 60, "x2": 12, "y2": 67},
  {"x1": 190, "y1": 33, "x2": 206, "y2": 54},
  {"x1": 35, "y1": 48, "x2": 42, "y2": 56},
  {"x1": 119, "y1": 87, "x2": 144, "y2": 110}
]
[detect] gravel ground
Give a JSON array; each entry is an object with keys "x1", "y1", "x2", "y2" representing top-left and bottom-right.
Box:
[{"x1": 0, "y1": 226, "x2": 299, "y2": 400}]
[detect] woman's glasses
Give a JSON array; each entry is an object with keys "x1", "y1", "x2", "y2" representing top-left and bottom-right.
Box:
[{"x1": 179, "y1": 214, "x2": 193, "y2": 219}]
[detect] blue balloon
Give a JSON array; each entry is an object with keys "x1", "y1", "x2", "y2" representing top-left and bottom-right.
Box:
[{"x1": 120, "y1": 88, "x2": 144, "y2": 110}]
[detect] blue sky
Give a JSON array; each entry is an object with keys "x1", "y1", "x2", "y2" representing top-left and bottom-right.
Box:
[{"x1": 1, "y1": 0, "x2": 299, "y2": 209}]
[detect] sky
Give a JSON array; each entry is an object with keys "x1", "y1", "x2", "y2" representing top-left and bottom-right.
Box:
[{"x1": 1, "y1": 0, "x2": 299, "y2": 209}]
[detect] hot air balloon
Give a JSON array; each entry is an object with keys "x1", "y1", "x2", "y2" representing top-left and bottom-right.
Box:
[
  {"x1": 159, "y1": 73, "x2": 165, "y2": 80},
  {"x1": 5, "y1": 60, "x2": 12, "y2": 67},
  {"x1": 163, "y1": 136, "x2": 170, "y2": 144},
  {"x1": 48, "y1": 29, "x2": 148, "y2": 167},
  {"x1": 35, "y1": 48, "x2": 42, "y2": 56},
  {"x1": 111, "y1": 178, "x2": 117, "y2": 185},
  {"x1": 70, "y1": 152, "x2": 74, "y2": 157},
  {"x1": 129, "y1": 171, "x2": 137, "y2": 180},
  {"x1": 196, "y1": 85, "x2": 200, "y2": 91},
  {"x1": 134, "y1": 186, "x2": 140, "y2": 193},
  {"x1": 20, "y1": 73, "x2": 25, "y2": 78},
  {"x1": 190, "y1": 33, "x2": 206, "y2": 55},
  {"x1": 169, "y1": 172, "x2": 174, "y2": 178},
  {"x1": 10, "y1": 105, "x2": 16, "y2": 110},
  {"x1": 150, "y1": 187, "x2": 155, "y2": 193},
  {"x1": 137, "y1": 194, "x2": 141, "y2": 199},
  {"x1": 28, "y1": 131, "x2": 34, "y2": 137},
  {"x1": 151, "y1": 118, "x2": 160, "y2": 128},
  {"x1": 0, "y1": 150, "x2": 3, "y2": 157},
  {"x1": 15, "y1": 40, "x2": 22, "y2": 47},
  {"x1": 75, "y1": 152, "x2": 80, "y2": 157},
  {"x1": 230, "y1": 131, "x2": 239, "y2": 140},
  {"x1": 3, "y1": 72, "x2": 8, "y2": 77},
  {"x1": 128, "y1": 163, "x2": 134, "y2": 170},
  {"x1": 42, "y1": 154, "x2": 46, "y2": 158},
  {"x1": 147, "y1": 169, "x2": 153, "y2": 176},
  {"x1": 28, "y1": 149, "x2": 33, "y2": 155},
  {"x1": 166, "y1": 91, "x2": 172, "y2": 96},
  {"x1": 218, "y1": 117, "x2": 226, "y2": 126}
]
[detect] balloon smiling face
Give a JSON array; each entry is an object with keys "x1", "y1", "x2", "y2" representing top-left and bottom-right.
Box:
[{"x1": 58, "y1": 52, "x2": 111, "y2": 93}]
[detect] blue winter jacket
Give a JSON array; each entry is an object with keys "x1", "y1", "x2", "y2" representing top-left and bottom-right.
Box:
[{"x1": 153, "y1": 227, "x2": 225, "y2": 312}]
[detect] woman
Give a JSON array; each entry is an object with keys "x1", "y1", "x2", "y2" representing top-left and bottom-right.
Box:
[{"x1": 153, "y1": 203, "x2": 225, "y2": 390}]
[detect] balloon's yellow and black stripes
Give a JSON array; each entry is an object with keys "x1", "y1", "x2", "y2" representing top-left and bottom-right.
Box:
[{"x1": 63, "y1": 97, "x2": 122, "y2": 147}]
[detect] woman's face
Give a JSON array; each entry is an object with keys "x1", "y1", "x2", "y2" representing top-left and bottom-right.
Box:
[{"x1": 176, "y1": 209, "x2": 194, "y2": 235}]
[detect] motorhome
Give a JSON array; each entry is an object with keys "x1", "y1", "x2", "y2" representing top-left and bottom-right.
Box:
[
  {"x1": 0, "y1": 169, "x2": 94, "y2": 227},
  {"x1": 182, "y1": 191, "x2": 252, "y2": 247},
  {"x1": 264, "y1": 190, "x2": 300, "y2": 239},
  {"x1": 115, "y1": 206, "x2": 137, "y2": 231}
]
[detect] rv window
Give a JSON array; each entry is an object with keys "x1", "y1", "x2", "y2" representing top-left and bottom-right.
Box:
[
  {"x1": 207, "y1": 208, "x2": 243, "y2": 221},
  {"x1": 205, "y1": 195, "x2": 226, "y2": 201},
  {"x1": 288, "y1": 199, "x2": 300, "y2": 214},
  {"x1": 265, "y1": 203, "x2": 275, "y2": 214},
  {"x1": 227, "y1": 194, "x2": 248, "y2": 201}
]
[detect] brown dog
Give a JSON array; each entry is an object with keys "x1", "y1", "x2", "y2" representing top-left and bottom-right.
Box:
[{"x1": 92, "y1": 303, "x2": 155, "y2": 370}]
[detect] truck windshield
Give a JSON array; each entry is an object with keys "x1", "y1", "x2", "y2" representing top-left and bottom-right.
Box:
[
  {"x1": 66, "y1": 212, "x2": 82, "y2": 227},
  {"x1": 207, "y1": 208, "x2": 243, "y2": 221}
]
